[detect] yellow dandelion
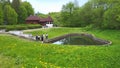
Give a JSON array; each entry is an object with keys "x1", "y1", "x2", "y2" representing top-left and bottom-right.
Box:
[
  {"x1": 34, "y1": 44, "x2": 37, "y2": 46},
  {"x1": 35, "y1": 66, "x2": 37, "y2": 68},
  {"x1": 44, "y1": 62, "x2": 47, "y2": 65}
]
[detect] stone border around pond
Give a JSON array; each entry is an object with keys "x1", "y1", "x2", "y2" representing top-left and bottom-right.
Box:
[
  {"x1": 0, "y1": 31, "x2": 112, "y2": 45},
  {"x1": 44, "y1": 33, "x2": 112, "y2": 45}
]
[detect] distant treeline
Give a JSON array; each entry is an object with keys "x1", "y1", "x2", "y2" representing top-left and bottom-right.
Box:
[
  {"x1": 1, "y1": 0, "x2": 120, "y2": 29},
  {"x1": 0, "y1": 0, "x2": 34, "y2": 25},
  {"x1": 49, "y1": 0, "x2": 120, "y2": 29}
]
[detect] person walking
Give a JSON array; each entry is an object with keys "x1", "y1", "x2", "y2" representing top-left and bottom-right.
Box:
[
  {"x1": 36, "y1": 35, "x2": 38, "y2": 41},
  {"x1": 41, "y1": 35, "x2": 44, "y2": 43},
  {"x1": 43, "y1": 34, "x2": 46, "y2": 41},
  {"x1": 45, "y1": 33, "x2": 48, "y2": 40}
]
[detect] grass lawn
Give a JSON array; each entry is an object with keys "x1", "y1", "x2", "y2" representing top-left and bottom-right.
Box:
[{"x1": 0, "y1": 27, "x2": 120, "y2": 68}]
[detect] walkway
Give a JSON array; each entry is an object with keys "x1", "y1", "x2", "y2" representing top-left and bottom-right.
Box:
[
  {"x1": 0, "y1": 27, "x2": 60, "y2": 42},
  {"x1": 8, "y1": 31, "x2": 36, "y2": 40}
]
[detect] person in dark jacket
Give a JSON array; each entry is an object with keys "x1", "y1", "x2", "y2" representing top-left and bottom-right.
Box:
[
  {"x1": 41, "y1": 35, "x2": 44, "y2": 43},
  {"x1": 36, "y1": 35, "x2": 38, "y2": 41}
]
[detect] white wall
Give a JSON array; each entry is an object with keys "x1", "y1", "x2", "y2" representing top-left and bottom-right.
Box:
[{"x1": 46, "y1": 24, "x2": 53, "y2": 28}]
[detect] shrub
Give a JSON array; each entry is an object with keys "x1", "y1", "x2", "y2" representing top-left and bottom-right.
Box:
[
  {"x1": 6, "y1": 26, "x2": 16, "y2": 31},
  {"x1": 0, "y1": 26, "x2": 5, "y2": 29},
  {"x1": 16, "y1": 26, "x2": 28, "y2": 30},
  {"x1": 1, "y1": 24, "x2": 42, "y2": 31},
  {"x1": 27, "y1": 24, "x2": 42, "y2": 29}
]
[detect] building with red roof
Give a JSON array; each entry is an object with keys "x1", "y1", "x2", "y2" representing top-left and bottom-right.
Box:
[{"x1": 26, "y1": 15, "x2": 53, "y2": 28}]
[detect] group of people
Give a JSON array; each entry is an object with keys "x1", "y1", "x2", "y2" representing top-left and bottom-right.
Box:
[{"x1": 35, "y1": 34, "x2": 48, "y2": 43}]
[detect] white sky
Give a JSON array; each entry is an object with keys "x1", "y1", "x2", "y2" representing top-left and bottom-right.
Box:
[{"x1": 22, "y1": 0, "x2": 88, "y2": 14}]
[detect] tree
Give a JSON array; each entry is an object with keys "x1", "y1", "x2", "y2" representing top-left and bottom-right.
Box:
[
  {"x1": 70, "y1": 8, "x2": 82, "y2": 27},
  {"x1": 18, "y1": 5, "x2": 27, "y2": 23},
  {"x1": 22, "y1": 1, "x2": 34, "y2": 17},
  {"x1": 36, "y1": 12, "x2": 47, "y2": 18},
  {"x1": 66, "y1": 2, "x2": 74, "y2": 15},
  {"x1": 0, "y1": 0, "x2": 10, "y2": 5},
  {"x1": 59, "y1": 0, "x2": 120, "y2": 29},
  {"x1": 0, "y1": 0, "x2": 10, "y2": 8},
  {"x1": 49, "y1": 12, "x2": 61, "y2": 26},
  {"x1": 12, "y1": 0, "x2": 21, "y2": 13},
  {"x1": 0, "y1": 4, "x2": 3, "y2": 25},
  {"x1": 61, "y1": 2, "x2": 75, "y2": 26},
  {"x1": 78, "y1": 2, "x2": 93, "y2": 27},
  {"x1": 4, "y1": 5, "x2": 18, "y2": 25},
  {"x1": 103, "y1": 4, "x2": 120, "y2": 29},
  {"x1": 92, "y1": 7, "x2": 105, "y2": 28},
  {"x1": 90, "y1": 0, "x2": 120, "y2": 29}
]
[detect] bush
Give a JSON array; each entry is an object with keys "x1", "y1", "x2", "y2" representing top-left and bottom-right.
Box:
[
  {"x1": 27, "y1": 24, "x2": 42, "y2": 29},
  {"x1": 6, "y1": 26, "x2": 16, "y2": 31},
  {"x1": 0, "y1": 24, "x2": 42, "y2": 31},
  {"x1": 0, "y1": 26, "x2": 5, "y2": 29},
  {"x1": 16, "y1": 26, "x2": 28, "y2": 30}
]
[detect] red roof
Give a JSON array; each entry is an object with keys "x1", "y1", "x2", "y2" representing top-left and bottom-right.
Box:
[
  {"x1": 40, "y1": 18, "x2": 47, "y2": 22},
  {"x1": 26, "y1": 15, "x2": 53, "y2": 22},
  {"x1": 26, "y1": 15, "x2": 40, "y2": 20},
  {"x1": 40, "y1": 16, "x2": 53, "y2": 22}
]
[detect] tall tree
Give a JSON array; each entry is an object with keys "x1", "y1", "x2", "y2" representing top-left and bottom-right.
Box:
[
  {"x1": 22, "y1": 1, "x2": 34, "y2": 16},
  {"x1": 4, "y1": 5, "x2": 18, "y2": 25},
  {"x1": 66, "y1": 2, "x2": 74, "y2": 15},
  {"x1": 12, "y1": 0, "x2": 21, "y2": 13},
  {"x1": 0, "y1": 0, "x2": 10, "y2": 8},
  {"x1": 61, "y1": 2, "x2": 75, "y2": 26},
  {"x1": 0, "y1": 4, "x2": 3, "y2": 25},
  {"x1": 79, "y1": 2, "x2": 93, "y2": 27},
  {"x1": 18, "y1": 5, "x2": 27, "y2": 23}
]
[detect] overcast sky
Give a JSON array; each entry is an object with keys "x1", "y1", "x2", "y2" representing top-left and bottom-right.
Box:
[{"x1": 22, "y1": 0, "x2": 88, "y2": 14}]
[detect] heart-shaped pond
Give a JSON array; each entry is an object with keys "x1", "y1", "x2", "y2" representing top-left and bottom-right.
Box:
[{"x1": 45, "y1": 33, "x2": 111, "y2": 45}]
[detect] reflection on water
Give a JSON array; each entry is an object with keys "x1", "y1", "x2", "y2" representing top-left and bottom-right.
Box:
[{"x1": 53, "y1": 36, "x2": 102, "y2": 45}]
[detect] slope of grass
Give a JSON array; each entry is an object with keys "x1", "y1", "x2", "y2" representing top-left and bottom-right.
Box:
[
  {"x1": 25, "y1": 27, "x2": 85, "y2": 38},
  {"x1": 0, "y1": 28, "x2": 120, "y2": 68}
]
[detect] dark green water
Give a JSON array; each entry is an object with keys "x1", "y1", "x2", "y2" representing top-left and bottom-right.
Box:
[{"x1": 53, "y1": 36, "x2": 102, "y2": 45}]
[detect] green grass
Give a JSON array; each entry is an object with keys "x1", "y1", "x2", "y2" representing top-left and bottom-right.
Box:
[
  {"x1": 0, "y1": 27, "x2": 120, "y2": 68},
  {"x1": 25, "y1": 27, "x2": 85, "y2": 38}
]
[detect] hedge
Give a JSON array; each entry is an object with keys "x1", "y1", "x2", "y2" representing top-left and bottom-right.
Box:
[{"x1": 0, "y1": 24, "x2": 42, "y2": 31}]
